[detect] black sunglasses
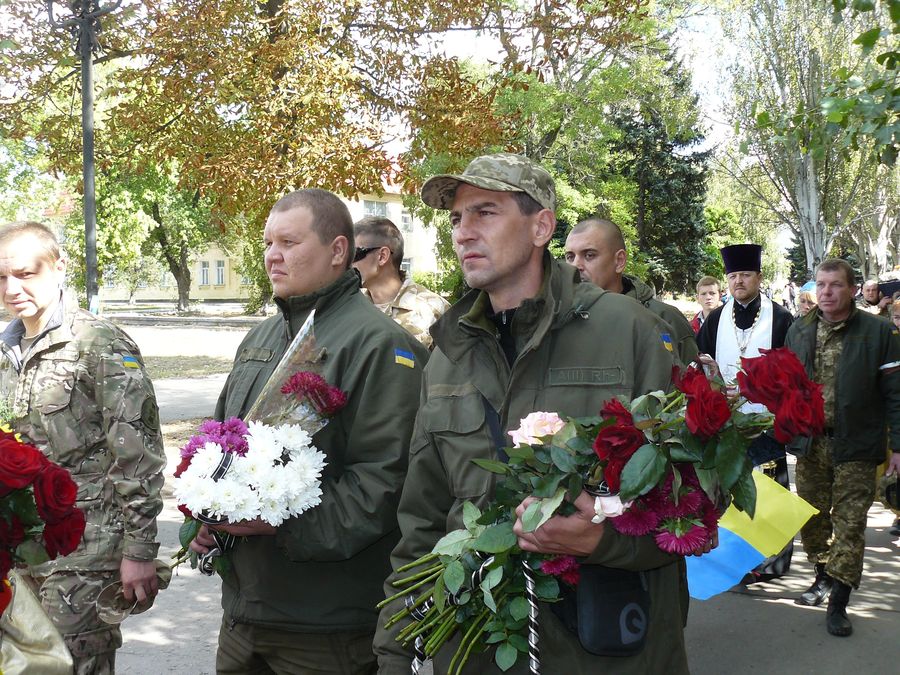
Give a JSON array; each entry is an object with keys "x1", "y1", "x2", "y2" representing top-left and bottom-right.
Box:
[{"x1": 353, "y1": 245, "x2": 391, "y2": 262}]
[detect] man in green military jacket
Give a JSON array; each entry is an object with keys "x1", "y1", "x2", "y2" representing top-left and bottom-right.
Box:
[
  {"x1": 191, "y1": 189, "x2": 427, "y2": 673},
  {"x1": 374, "y1": 154, "x2": 691, "y2": 674},
  {"x1": 563, "y1": 217, "x2": 699, "y2": 365},
  {"x1": 786, "y1": 259, "x2": 900, "y2": 637}
]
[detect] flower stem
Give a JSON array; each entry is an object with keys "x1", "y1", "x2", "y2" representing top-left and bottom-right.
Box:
[
  {"x1": 449, "y1": 608, "x2": 490, "y2": 675},
  {"x1": 379, "y1": 567, "x2": 443, "y2": 609},
  {"x1": 393, "y1": 563, "x2": 444, "y2": 586},
  {"x1": 396, "y1": 552, "x2": 439, "y2": 573},
  {"x1": 659, "y1": 392, "x2": 685, "y2": 416}
]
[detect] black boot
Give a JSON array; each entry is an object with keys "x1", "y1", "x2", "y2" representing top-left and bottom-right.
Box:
[
  {"x1": 826, "y1": 581, "x2": 853, "y2": 637},
  {"x1": 796, "y1": 563, "x2": 832, "y2": 606}
]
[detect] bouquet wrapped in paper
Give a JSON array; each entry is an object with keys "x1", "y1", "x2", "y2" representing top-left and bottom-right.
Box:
[{"x1": 173, "y1": 311, "x2": 347, "y2": 575}]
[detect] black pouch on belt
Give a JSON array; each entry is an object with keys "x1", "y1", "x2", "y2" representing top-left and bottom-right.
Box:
[{"x1": 550, "y1": 565, "x2": 651, "y2": 656}]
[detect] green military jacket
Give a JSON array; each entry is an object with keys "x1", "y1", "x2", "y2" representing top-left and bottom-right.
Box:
[
  {"x1": 215, "y1": 269, "x2": 428, "y2": 632},
  {"x1": 622, "y1": 274, "x2": 699, "y2": 365},
  {"x1": 375, "y1": 257, "x2": 689, "y2": 674},
  {"x1": 0, "y1": 294, "x2": 165, "y2": 571},
  {"x1": 785, "y1": 306, "x2": 900, "y2": 463}
]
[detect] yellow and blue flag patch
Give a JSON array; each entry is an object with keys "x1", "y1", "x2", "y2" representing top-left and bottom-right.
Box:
[
  {"x1": 660, "y1": 333, "x2": 674, "y2": 352},
  {"x1": 122, "y1": 355, "x2": 140, "y2": 369},
  {"x1": 394, "y1": 348, "x2": 416, "y2": 368}
]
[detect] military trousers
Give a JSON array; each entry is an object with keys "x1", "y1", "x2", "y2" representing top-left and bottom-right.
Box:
[
  {"x1": 28, "y1": 570, "x2": 122, "y2": 675},
  {"x1": 795, "y1": 438, "x2": 877, "y2": 588},
  {"x1": 216, "y1": 618, "x2": 377, "y2": 675}
]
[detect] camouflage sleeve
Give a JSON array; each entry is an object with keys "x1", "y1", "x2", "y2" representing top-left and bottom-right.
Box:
[{"x1": 96, "y1": 337, "x2": 166, "y2": 561}]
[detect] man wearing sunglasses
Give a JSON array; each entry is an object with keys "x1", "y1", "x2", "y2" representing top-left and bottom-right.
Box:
[{"x1": 353, "y1": 216, "x2": 450, "y2": 349}]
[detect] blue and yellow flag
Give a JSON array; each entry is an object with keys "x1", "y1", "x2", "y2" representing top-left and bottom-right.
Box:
[
  {"x1": 122, "y1": 355, "x2": 140, "y2": 369},
  {"x1": 685, "y1": 471, "x2": 818, "y2": 600},
  {"x1": 660, "y1": 333, "x2": 674, "y2": 352},
  {"x1": 394, "y1": 348, "x2": 415, "y2": 368}
]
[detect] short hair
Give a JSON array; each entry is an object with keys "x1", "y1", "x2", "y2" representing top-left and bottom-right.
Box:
[
  {"x1": 798, "y1": 290, "x2": 817, "y2": 306},
  {"x1": 862, "y1": 279, "x2": 879, "y2": 290},
  {"x1": 270, "y1": 189, "x2": 354, "y2": 268},
  {"x1": 511, "y1": 192, "x2": 544, "y2": 217},
  {"x1": 893, "y1": 298, "x2": 900, "y2": 312},
  {"x1": 569, "y1": 218, "x2": 626, "y2": 252},
  {"x1": 354, "y1": 216, "x2": 404, "y2": 275},
  {"x1": 0, "y1": 221, "x2": 63, "y2": 263},
  {"x1": 816, "y1": 258, "x2": 855, "y2": 287},
  {"x1": 696, "y1": 275, "x2": 720, "y2": 294}
]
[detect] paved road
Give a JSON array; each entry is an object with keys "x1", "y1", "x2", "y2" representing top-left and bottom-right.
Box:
[
  {"x1": 111, "y1": 322, "x2": 900, "y2": 674},
  {"x1": 154, "y1": 375, "x2": 227, "y2": 423}
]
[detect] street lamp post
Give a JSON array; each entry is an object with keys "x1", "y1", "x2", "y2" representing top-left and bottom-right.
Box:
[{"x1": 47, "y1": 1, "x2": 121, "y2": 313}]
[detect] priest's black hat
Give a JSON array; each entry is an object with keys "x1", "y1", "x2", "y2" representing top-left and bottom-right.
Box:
[{"x1": 720, "y1": 244, "x2": 762, "y2": 274}]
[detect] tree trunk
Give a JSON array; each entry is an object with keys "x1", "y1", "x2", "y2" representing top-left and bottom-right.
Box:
[
  {"x1": 149, "y1": 201, "x2": 192, "y2": 312},
  {"x1": 794, "y1": 152, "x2": 826, "y2": 275}
]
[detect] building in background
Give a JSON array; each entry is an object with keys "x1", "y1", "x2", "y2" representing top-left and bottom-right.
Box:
[{"x1": 99, "y1": 190, "x2": 441, "y2": 304}]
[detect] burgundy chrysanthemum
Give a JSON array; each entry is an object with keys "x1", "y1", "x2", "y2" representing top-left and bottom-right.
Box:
[
  {"x1": 610, "y1": 502, "x2": 660, "y2": 536},
  {"x1": 654, "y1": 520, "x2": 710, "y2": 556}
]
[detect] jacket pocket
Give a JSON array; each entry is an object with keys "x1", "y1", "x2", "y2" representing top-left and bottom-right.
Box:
[
  {"x1": 222, "y1": 364, "x2": 269, "y2": 420},
  {"x1": 424, "y1": 393, "x2": 495, "y2": 502},
  {"x1": 35, "y1": 382, "x2": 87, "y2": 461}
]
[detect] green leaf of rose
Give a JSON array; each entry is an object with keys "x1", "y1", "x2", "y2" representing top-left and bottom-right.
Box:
[
  {"x1": 462, "y1": 502, "x2": 482, "y2": 530},
  {"x1": 714, "y1": 428, "x2": 747, "y2": 492},
  {"x1": 730, "y1": 468, "x2": 758, "y2": 518},
  {"x1": 473, "y1": 458, "x2": 511, "y2": 474},
  {"x1": 472, "y1": 521, "x2": 517, "y2": 553},
  {"x1": 179, "y1": 518, "x2": 201, "y2": 549},
  {"x1": 432, "y1": 529, "x2": 473, "y2": 556},
  {"x1": 16, "y1": 539, "x2": 50, "y2": 566},
  {"x1": 550, "y1": 444, "x2": 579, "y2": 473},
  {"x1": 482, "y1": 585, "x2": 497, "y2": 612},
  {"x1": 482, "y1": 565, "x2": 503, "y2": 590},
  {"x1": 495, "y1": 642, "x2": 518, "y2": 671},
  {"x1": 443, "y1": 560, "x2": 465, "y2": 595},
  {"x1": 509, "y1": 596, "x2": 529, "y2": 621},
  {"x1": 619, "y1": 444, "x2": 667, "y2": 502}
]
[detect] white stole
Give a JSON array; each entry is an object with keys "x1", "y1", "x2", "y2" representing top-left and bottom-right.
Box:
[{"x1": 716, "y1": 295, "x2": 773, "y2": 414}]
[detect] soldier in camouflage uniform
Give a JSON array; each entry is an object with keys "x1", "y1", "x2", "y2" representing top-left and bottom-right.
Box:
[
  {"x1": 0, "y1": 222, "x2": 165, "y2": 674},
  {"x1": 785, "y1": 259, "x2": 900, "y2": 638},
  {"x1": 352, "y1": 216, "x2": 450, "y2": 348}
]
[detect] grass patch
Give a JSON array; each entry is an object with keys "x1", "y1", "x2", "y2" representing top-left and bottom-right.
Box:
[
  {"x1": 162, "y1": 417, "x2": 206, "y2": 453},
  {"x1": 144, "y1": 355, "x2": 233, "y2": 380}
]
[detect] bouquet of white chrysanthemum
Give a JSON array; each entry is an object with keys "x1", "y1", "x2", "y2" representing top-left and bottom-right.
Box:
[
  {"x1": 172, "y1": 310, "x2": 347, "y2": 576},
  {"x1": 172, "y1": 419, "x2": 326, "y2": 528}
]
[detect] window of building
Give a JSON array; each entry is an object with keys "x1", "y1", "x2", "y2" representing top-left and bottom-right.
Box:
[
  {"x1": 401, "y1": 259, "x2": 412, "y2": 275},
  {"x1": 363, "y1": 200, "x2": 388, "y2": 217},
  {"x1": 240, "y1": 274, "x2": 252, "y2": 286},
  {"x1": 215, "y1": 260, "x2": 225, "y2": 285},
  {"x1": 401, "y1": 210, "x2": 414, "y2": 233},
  {"x1": 199, "y1": 261, "x2": 210, "y2": 286}
]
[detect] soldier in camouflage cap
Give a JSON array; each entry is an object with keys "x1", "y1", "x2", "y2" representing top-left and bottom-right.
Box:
[
  {"x1": 421, "y1": 152, "x2": 557, "y2": 212},
  {"x1": 0, "y1": 221, "x2": 166, "y2": 674}
]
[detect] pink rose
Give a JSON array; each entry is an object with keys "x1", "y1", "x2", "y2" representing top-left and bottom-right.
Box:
[{"x1": 508, "y1": 412, "x2": 565, "y2": 447}]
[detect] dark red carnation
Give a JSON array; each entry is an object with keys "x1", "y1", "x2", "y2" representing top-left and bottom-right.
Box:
[
  {"x1": 42, "y1": 509, "x2": 86, "y2": 559},
  {"x1": 0, "y1": 439, "x2": 45, "y2": 490},
  {"x1": 0, "y1": 515, "x2": 26, "y2": 549},
  {"x1": 281, "y1": 371, "x2": 347, "y2": 416},
  {"x1": 33, "y1": 464, "x2": 78, "y2": 524}
]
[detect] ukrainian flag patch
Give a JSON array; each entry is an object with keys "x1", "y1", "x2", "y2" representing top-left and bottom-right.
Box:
[
  {"x1": 394, "y1": 348, "x2": 416, "y2": 368},
  {"x1": 122, "y1": 355, "x2": 140, "y2": 369},
  {"x1": 661, "y1": 333, "x2": 674, "y2": 352}
]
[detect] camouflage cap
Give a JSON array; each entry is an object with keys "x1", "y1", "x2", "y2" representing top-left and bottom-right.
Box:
[{"x1": 420, "y1": 153, "x2": 556, "y2": 212}]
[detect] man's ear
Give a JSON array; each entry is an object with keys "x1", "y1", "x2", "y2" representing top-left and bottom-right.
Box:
[
  {"x1": 614, "y1": 248, "x2": 627, "y2": 275},
  {"x1": 532, "y1": 209, "x2": 556, "y2": 248},
  {"x1": 377, "y1": 246, "x2": 391, "y2": 268},
  {"x1": 331, "y1": 236, "x2": 350, "y2": 269}
]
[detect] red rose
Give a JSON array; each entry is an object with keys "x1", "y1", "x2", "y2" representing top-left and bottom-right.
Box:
[
  {"x1": 737, "y1": 348, "x2": 815, "y2": 412},
  {"x1": 42, "y1": 509, "x2": 86, "y2": 559},
  {"x1": 0, "y1": 550, "x2": 12, "y2": 582},
  {"x1": 174, "y1": 456, "x2": 191, "y2": 478},
  {"x1": 602, "y1": 457, "x2": 627, "y2": 492},
  {"x1": 599, "y1": 398, "x2": 634, "y2": 426},
  {"x1": 673, "y1": 367, "x2": 731, "y2": 439},
  {"x1": 177, "y1": 503, "x2": 194, "y2": 519},
  {"x1": 0, "y1": 439, "x2": 45, "y2": 490},
  {"x1": 772, "y1": 387, "x2": 824, "y2": 443},
  {"x1": 593, "y1": 419, "x2": 645, "y2": 463},
  {"x1": 0, "y1": 515, "x2": 25, "y2": 549},
  {"x1": 33, "y1": 464, "x2": 78, "y2": 524}
]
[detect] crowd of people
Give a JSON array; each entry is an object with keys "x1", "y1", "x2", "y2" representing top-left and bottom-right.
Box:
[{"x1": 1, "y1": 152, "x2": 898, "y2": 674}]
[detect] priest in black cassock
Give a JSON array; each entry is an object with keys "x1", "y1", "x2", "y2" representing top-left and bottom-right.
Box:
[{"x1": 697, "y1": 243, "x2": 795, "y2": 581}]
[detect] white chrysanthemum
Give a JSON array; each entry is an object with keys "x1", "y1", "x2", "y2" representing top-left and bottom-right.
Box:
[
  {"x1": 228, "y1": 452, "x2": 274, "y2": 484},
  {"x1": 227, "y1": 483, "x2": 261, "y2": 523},
  {"x1": 285, "y1": 448, "x2": 327, "y2": 490},
  {"x1": 276, "y1": 424, "x2": 312, "y2": 455},
  {"x1": 246, "y1": 422, "x2": 285, "y2": 463},
  {"x1": 187, "y1": 442, "x2": 227, "y2": 478},
  {"x1": 182, "y1": 477, "x2": 217, "y2": 515},
  {"x1": 287, "y1": 485, "x2": 323, "y2": 516},
  {"x1": 258, "y1": 496, "x2": 287, "y2": 526}
]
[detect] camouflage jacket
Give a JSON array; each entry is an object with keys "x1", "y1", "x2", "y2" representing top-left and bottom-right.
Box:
[
  {"x1": 0, "y1": 294, "x2": 165, "y2": 572},
  {"x1": 363, "y1": 278, "x2": 450, "y2": 349},
  {"x1": 785, "y1": 306, "x2": 900, "y2": 463}
]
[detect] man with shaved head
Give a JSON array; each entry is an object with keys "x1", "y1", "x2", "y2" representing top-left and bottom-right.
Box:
[
  {"x1": 858, "y1": 279, "x2": 890, "y2": 318},
  {"x1": 564, "y1": 217, "x2": 698, "y2": 365}
]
